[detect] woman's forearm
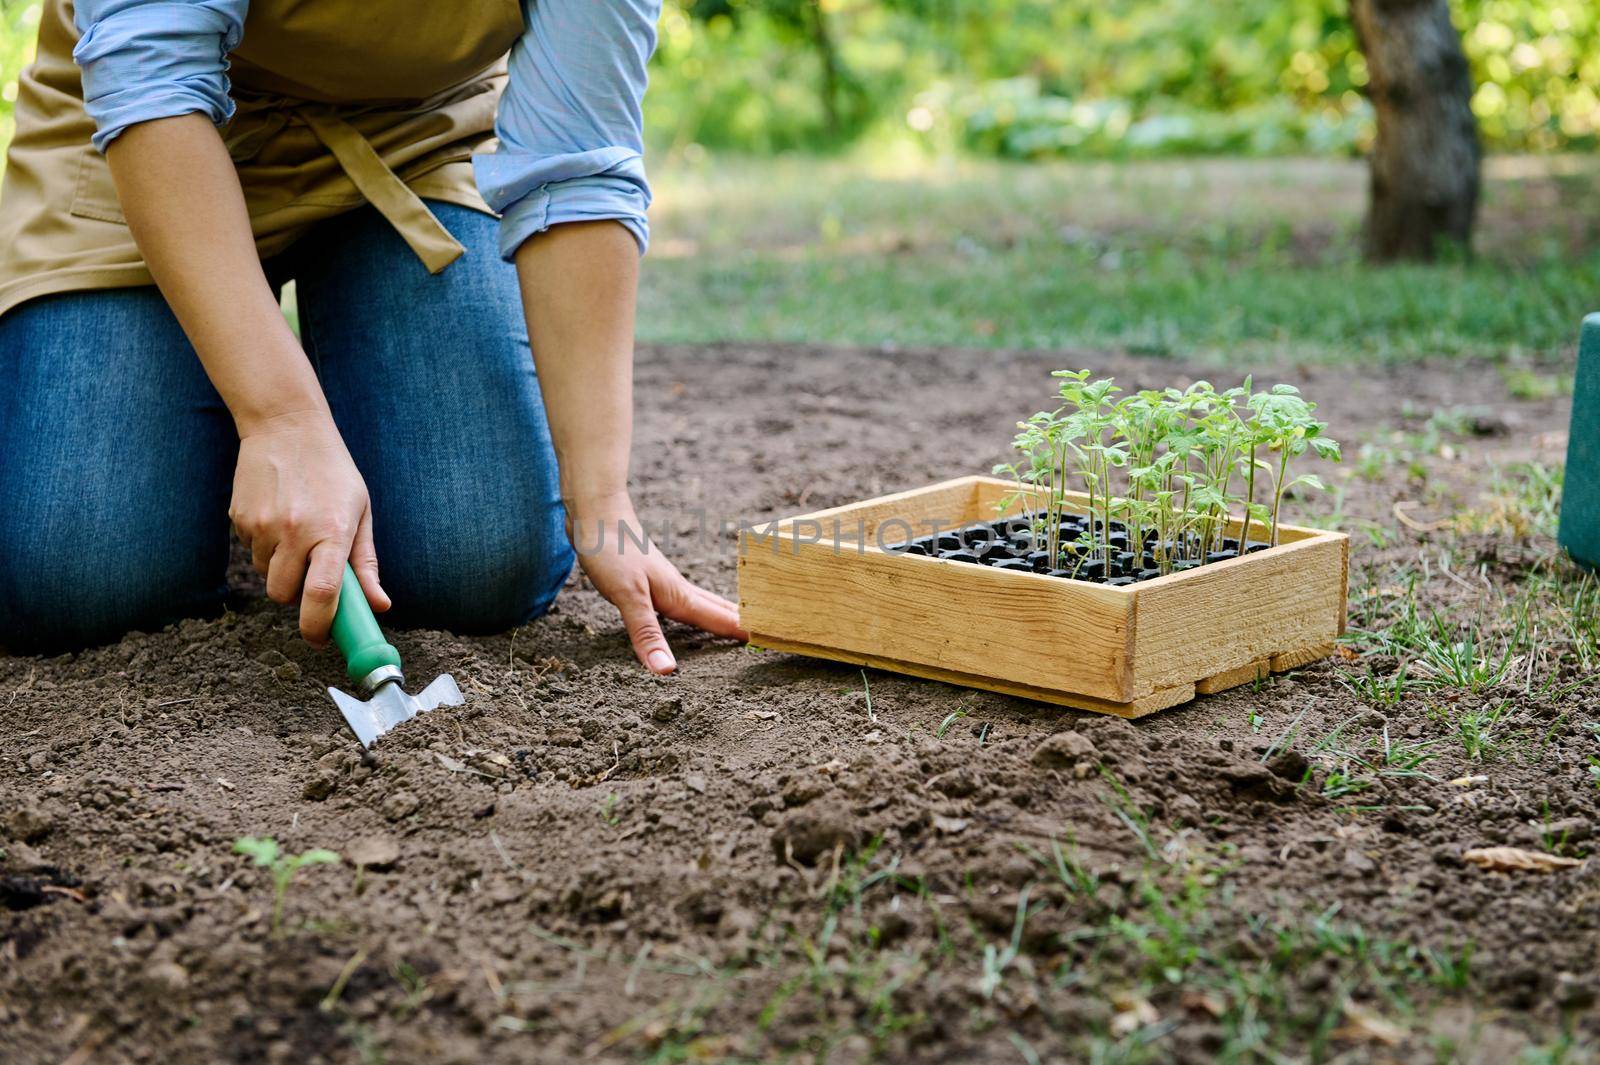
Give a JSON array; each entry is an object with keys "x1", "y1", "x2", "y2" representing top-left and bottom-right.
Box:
[
  {"x1": 104, "y1": 113, "x2": 386, "y2": 640},
  {"x1": 513, "y1": 219, "x2": 744, "y2": 672},
  {"x1": 513, "y1": 220, "x2": 640, "y2": 511},
  {"x1": 106, "y1": 113, "x2": 326, "y2": 433}
]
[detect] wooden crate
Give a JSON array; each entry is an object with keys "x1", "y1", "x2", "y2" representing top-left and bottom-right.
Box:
[{"x1": 737, "y1": 476, "x2": 1348, "y2": 718}]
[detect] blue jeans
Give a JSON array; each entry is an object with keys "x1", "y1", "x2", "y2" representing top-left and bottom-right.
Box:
[{"x1": 0, "y1": 201, "x2": 574, "y2": 652}]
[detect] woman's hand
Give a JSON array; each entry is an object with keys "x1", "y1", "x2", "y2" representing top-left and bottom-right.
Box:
[
  {"x1": 568, "y1": 493, "x2": 746, "y2": 674},
  {"x1": 230, "y1": 410, "x2": 390, "y2": 646}
]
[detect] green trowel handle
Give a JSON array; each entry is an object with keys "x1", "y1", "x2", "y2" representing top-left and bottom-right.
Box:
[{"x1": 330, "y1": 564, "x2": 401, "y2": 685}]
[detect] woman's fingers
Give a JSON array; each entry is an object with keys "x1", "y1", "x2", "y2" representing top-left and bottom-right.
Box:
[
  {"x1": 263, "y1": 539, "x2": 305, "y2": 606},
  {"x1": 350, "y1": 508, "x2": 390, "y2": 613},
  {"x1": 664, "y1": 578, "x2": 747, "y2": 641},
  {"x1": 614, "y1": 577, "x2": 677, "y2": 674},
  {"x1": 250, "y1": 533, "x2": 276, "y2": 586},
  {"x1": 573, "y1": 507, "x2": 747, "y2": 674},
  {"x1": 260, "y1": 517, "x2": 382, "y2": 641},
  {"x1": 298, "y1": 540, "x2": 350, "y2": 646}
]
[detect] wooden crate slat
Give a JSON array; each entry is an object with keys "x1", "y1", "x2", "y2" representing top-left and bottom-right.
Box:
[
  {"x1": 1270, "y1": 643, "x2": 1338, "y2": 671},
  {"x1": 739, "y1": 537, "x2": 1136, "y2": 701},
  {"x1": 747, "y1": 634, "x2": 1194, "y2": 719},
  {"x1": 1195, "y1": 657, "x2": 1272, "y2": 695},
  {"x1": 765, "y1": 476, "x2": 982, "y2": 543},
  {"x1": 1130, "y1": 536, "x2": 1346, "y2": 696}
]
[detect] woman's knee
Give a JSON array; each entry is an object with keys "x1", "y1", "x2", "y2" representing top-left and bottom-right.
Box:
[
  {"x1": 0, "y1": 526, "x2": 225, "y2": 653},
  {"x1": 0, "y1": 288, "x2": 234, "y2": 652},
  {"x1": 376, "y1": 506, "x2": 574, "y2": 634}
]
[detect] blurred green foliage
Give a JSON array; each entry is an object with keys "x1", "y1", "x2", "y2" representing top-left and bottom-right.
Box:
[
  {"x1": 1, "y1": 0, "x2": 1595, "y2": 160},
  {"x1": 650, "y1": 0, "x2": 1598, "y2": 156},
  {"x1": 0, "y1": 0, "x2": 39, "y2": 159}
]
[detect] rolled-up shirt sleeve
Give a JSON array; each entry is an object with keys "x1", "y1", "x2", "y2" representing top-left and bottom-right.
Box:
[
  {"x1": 72, "y1": 0, "x2": 248, "y2": 154},
  {"x1": 474, "y1": 0, "x2": 659, "y2": 259}
]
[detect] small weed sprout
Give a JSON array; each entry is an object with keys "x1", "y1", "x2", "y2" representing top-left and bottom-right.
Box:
[
  {"x1": 977, "y1": 886, "x2": 1033, "y2": 999},
  {"x1": 233, "y1": 836, "x2": 340, "y2": 938},
  {"x1": 996, "y1": 371, "x2": 1340, "y2": 574}
]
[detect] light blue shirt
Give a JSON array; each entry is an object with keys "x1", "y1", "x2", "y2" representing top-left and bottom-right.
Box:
[{"x1": 71, "y1": 0, "x2": 658, "y2": 258}]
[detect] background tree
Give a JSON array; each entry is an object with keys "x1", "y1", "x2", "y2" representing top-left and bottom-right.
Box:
[
  {"x1": 1349, "y1": 0, "x2": 1481, "y2": 261},
  {"x1": 682, "y1": 0, "x2": 862, "y2": 141}
]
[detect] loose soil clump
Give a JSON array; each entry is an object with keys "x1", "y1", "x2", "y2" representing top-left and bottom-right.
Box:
[{"x1": 2, "y1": 342, "x2": 1595, "y2": 1063}]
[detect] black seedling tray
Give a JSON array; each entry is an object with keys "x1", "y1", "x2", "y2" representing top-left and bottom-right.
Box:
[{"x1": 893, "y1": 518, "x2": 1266, "y2": 585}]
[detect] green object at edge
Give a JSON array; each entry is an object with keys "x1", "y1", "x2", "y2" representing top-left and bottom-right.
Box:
[
  {"x1": 1559, "y1": 313, "x2": 1600, "y2": 572},
  {"x1": 329, "y1": 563, "x2": 401, "y2": 685}
]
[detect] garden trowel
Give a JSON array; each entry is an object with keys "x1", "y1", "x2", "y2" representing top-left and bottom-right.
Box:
[{"x1": 326, "y1": 564, "x2": 463, "y2": 747}]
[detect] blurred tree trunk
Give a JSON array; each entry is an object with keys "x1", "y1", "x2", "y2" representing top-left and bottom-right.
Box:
[
  {"x1": 805, "y1": 0, "x2": 841, "y2": 135},
  {"x1": 1349, "y1": 0, "x2": 1480, "y2": 261}
]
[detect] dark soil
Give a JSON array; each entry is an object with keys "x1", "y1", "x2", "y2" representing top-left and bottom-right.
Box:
[{"x1": 2, "y1": 342, "x2": 1595, "y2": 1064}]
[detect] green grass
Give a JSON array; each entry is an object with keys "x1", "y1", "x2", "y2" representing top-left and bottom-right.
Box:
[{"x1": 641, "y1": 153, "x2": 1599, "y2": 364}]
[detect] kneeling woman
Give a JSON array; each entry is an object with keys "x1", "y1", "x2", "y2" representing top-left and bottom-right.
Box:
[{"x1": 0, "y1": 0, "x2": 744, "y2": 667}]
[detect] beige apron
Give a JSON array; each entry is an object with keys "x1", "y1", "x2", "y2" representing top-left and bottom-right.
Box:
[{"x1": 0, "y1": 0, "x2": 524, "y2": 318}]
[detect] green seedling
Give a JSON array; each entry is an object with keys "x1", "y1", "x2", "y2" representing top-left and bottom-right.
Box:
[
  {"x1": 977, "y1": 886, "x2": 1033, "y2": 999},
  {"x1": 1376, "y1": 729, "x2": 1437, "y2": 779},
  {"x1": 1321, "y1": 767, "x2": 1373, "y2": 800},
  {"x1": 936, "y1": 708, "x2": 969, "y2": 737},
  {"x1": 1456, "y1": 700, "x2": 1515, "y2": 763},
  {"x1": 233, "y1": 836, "x2": 340, "y2": 938},
  {"x1": 996, "y1": 371, "x2": 1338, "y2": 575},
  {"x1": 1539, "y1": 805, "x2": 1588, "y2": 859},
  {"x1": 599, "y1": 792, "x2": 622, "y2": 827},
  {"x1": 1050, "y1": 838, "x2": 1100, "y2": 898}
]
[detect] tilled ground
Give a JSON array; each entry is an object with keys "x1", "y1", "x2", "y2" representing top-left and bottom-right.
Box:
[{"x1": 2, "y1": 342, "x2": 1596, "y2": 1064}]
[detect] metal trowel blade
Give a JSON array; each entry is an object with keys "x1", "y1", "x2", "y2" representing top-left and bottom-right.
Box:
[{"x1": 328, "y1": 673, "x2": 464, "y2": 748}]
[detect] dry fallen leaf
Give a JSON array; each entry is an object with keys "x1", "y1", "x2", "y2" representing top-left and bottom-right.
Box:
[
  {"x1": 932, "y1": 815, "x2": 968, "y2": 835},
  {"x1": 862, "y1": 730, "x2": 884, "y2": 744},
  {"x1": 436, "y1": 753, "x2": 468, "y2": 773},
  {"x1": 1448, "y1": 775, "x2": 1488, "y2": 787},
  {"x1": 745, "y1": 709, "x2": 779, "y2": 721},
  {"x1": 1108, "y1": 990, "x2": 1158, "y2": 1036},
  {"x1": 1463, "y1": 846, "x2": 1582, "y2": 873},
  {"x1": 214, "y1": 777, "x2": 235, "y2": 792},
  {"x1": 815, "y1": 759, "x2": 849, "y2": 776},
  {"x1": 1180, "y1": 990, "x2": 1224, "y2": 1017},
  {"x1": 1393, "y1": 500, "x2": 1454, "y2": 532},
  {"x1": 1333, "y1": 1002, "x2": 1405, "y2": 1046}
]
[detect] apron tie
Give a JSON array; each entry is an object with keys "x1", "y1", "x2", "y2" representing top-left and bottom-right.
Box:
[{"x1": 301, "y1": 110, "x2": 465, "y2": 273}]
